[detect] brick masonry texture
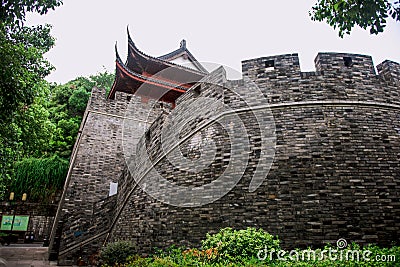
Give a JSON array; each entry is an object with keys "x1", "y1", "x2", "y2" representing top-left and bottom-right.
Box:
[
  {"x1": 51, "y1": 52, "x2": 400, "y2": 264},
  {"x1": 49, "y1": 89, "x2": 166, "y2": 264}
]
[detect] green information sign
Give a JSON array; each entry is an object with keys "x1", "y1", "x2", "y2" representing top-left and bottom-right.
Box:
[
  {"x1": 1, "y1": 215, "x2": 29, "y2": 231},
  {"x1": 1, "y1": 215, "x2": 13, "y2": 231},
  {"x1": 12, "y1": 216, "x2": 29, "y2": 231}
]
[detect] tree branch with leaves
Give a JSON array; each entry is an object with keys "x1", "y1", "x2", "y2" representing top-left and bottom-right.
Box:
[
  {"x1": 0, "y1": 0, "x2": 63, "y2": 199},
  {"x1": 310, "y1": 0, "x2": 400, "y2": 37}
]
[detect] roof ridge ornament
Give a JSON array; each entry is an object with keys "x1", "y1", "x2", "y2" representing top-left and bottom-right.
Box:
[
  {"x1": 126, "y1": 25, "x2": 131, "y2": 39},
  {"x1": 180, "y1": 39, "x2": 186, "y2": 49},
  {"x1": 115, "y1": 42, "x2": 122, "y2": 62},
  {"x1": 126, "y1": 26, "x2": 137, "y2": 49}
]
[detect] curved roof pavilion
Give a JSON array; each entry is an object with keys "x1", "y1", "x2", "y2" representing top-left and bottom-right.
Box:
[{"x1": 109, "y1": 29, "x2": 208, "y2": 105}]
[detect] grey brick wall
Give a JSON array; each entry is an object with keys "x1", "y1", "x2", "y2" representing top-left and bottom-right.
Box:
[
  {"x1": 50, "y1": 88, "x2": 166, "y2": 265},
  {"x1": 52, "y1": 52, "x2": 400, "y2": 264},
  {"x1": 109, "y1": 53, "x2": 400, "y2": 252}
]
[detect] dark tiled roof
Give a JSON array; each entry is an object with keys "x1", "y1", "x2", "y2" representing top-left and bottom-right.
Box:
[
  {"x1": 115, "y1": 46, "x2": 189, "y2": 91},
  {"x1": 127, "y1": 28, "x2": 208, "y2": 74}
]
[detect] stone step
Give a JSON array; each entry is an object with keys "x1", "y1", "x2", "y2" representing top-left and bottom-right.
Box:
[
  {"x1": 0, "y1": 247, "x2": 48, "y2": 261},
  {"x1": 0, "y1": 259, "x2": 58, "y2": 267},
  {"x1": 0, "y1": 246, "x2": 64, "y2": 266}
]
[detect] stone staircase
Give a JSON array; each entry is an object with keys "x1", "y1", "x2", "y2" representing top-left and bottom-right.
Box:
[{"x1": 0, "y1": 245, "x2": 58, "y2": 267}]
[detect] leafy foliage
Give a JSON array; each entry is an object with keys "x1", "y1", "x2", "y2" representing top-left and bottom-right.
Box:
[
  {"x1": 100, "y1": 241, "x2": 136, "y2": 266},
  {"x1": 0, "y1": 0, "x2": 63, "y2": 26},
  {"x1": 0, "y1": 0, "x2": 62, "y2": 121},
  {"x1": 152, "y1": 246, "x2": 218, "y2": 266},
  {"x1": 103, "y1": 229, "x2": 399, "y2": 266},
  {"x1": 310, "y1": 0, "x2": 400, "y2": 37},
  {"x1": 124, "y1": 255, "x2": 150, "y2": 267},
  {"x1": 0, "y1": 23, "x2": 55, "y2": 122},
  {"x1": 11, "y1": 155, "x2": 68, "y2": 202},
  {"x1": 46, "y1": 72, "x2": 114, "y2": 157},
  {"x1": 0, "y1": 81, "x2": 55, "y2": 198},
  {"x1": 0, "y1": 0, "x2": 114, "y2": 201},
  {"x1": 117, "y1": 243, "x2": 400, "y2": 267},
  {"x1": 0, "y1": 0, "x2": 62, "y2": 198},
  {"x1": 201, "y1": 227, "x2": 280, "y2": 263},
  {"x1": 0, "y1": 69, "x2": 113, "y2": 199}
]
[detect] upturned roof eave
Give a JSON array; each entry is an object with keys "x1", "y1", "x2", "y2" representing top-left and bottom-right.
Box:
[
  {"x1": 126, "y1": 29, "x2": 208, "y2": 75},
  {"x1": 108, "y1": 53, "x2": 190, "y2": 100}
]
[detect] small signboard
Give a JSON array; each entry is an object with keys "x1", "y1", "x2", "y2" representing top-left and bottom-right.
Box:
[
  {"x1": 0, "y1": 215, "x2": 13, "y2": 231},
  {"x1": 1, "y1": 215, "x2": 29, "y2": 231},
  {"x1": 12, "y1": 216, "x2": 29, "y2": 231}
]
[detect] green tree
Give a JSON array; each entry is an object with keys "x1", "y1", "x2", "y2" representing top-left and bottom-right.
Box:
[
  {"x1": 310, "y1": 0, "x2": 400, "y2": 37},
  {"x1": 13, "y1": 82, "x2": 55, "y2": 158},
  {"x1": 0, "y1": 0, "x2": 62, "y2": 199},
  {"x1": 89, "y1": 71, "x2": 115, "y2": 96},
  {"x1": 0, "y1": 0, "x2": 62, "y2": 121},
  {"x1": 0, "y1": 0, "x2": 114, "y2": 200},
  {"x1": 0, "y1": 23, "x2": 55, "y2": 122},
  {"x1": 0, "y1": 0, "x2": 62, "y2": 26},
  {"x1": 0, "y1": 81, "x2": 56, "y2": 198},
  {"x1": 1, "y1": 71, "x2": 113, "y2": 200}
]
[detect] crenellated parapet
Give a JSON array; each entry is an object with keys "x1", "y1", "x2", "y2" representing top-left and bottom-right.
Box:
[
  {"x1": 242, "y1": 52, "x2": 400, "y2": 106},
  {"x1": 107, "y1": 52, "x2": 400, "y2": 255},
  {"x1": 314, "y1": 52, "x2": 376, "y2": 77},
  {"x1": 242, "y1": 53, "x2": 301, "y2": 82},
  {"x1": 377, "y1": 59, "x2": 400, "y2": 85},
  {"x1": 51, "y1": 47, "x2": 400, "y2": 265}
]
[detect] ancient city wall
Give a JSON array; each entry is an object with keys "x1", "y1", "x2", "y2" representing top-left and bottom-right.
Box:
[
  {"x1": 50, "y1": 88, "x2": 167, "y2": 264},
  {"x1": 108, "y1": 53, "x2": 400, "y2": 253},
  {"x1": 52, "y1": 52, "x2": 400, "y2": 264}
]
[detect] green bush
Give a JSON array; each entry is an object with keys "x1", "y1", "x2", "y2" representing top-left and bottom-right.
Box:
[
  {"x1": 150, "y1": 257, "x2": 179, "y2": 267},
  {"x1": 261, "y1": 243, "x2": 400, "y2": 267},
  {"x1": 151, "y1": 246, "x2": 206, "y2": 266},
  {"x1": 201, "y1": 227, "x2": 280, "y2": 263},
  {"x1": 11, "y1": 155, "x2": 68, "y2": 202},
  {"x1": 104, "y1": 229, "x2": 399, "y2": 267},
  {"x1": 100, "y1": 241, "x2": 136, "y2": 266},
  {"x1": 124, "y1": 255, "x2": 150, "y2": 267}
]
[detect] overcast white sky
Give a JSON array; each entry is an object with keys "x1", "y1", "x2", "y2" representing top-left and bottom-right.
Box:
[{"x1": 26, "y1": 0, "x2": 400, "y2": 84}]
